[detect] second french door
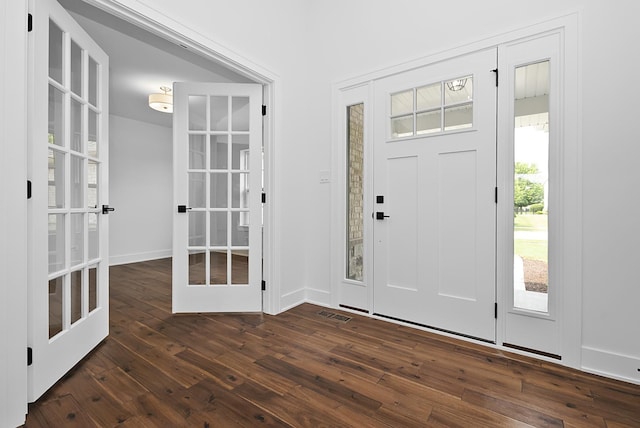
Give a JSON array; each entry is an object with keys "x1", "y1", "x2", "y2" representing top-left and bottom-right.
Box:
[{"x1": 172, "y1": 82, "x2": 263, "y2": 313}]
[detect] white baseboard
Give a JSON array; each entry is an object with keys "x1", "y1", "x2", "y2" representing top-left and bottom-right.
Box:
[
  {"x1": 279, "y1": 288, "x2": 306, "y2": 312},
  {"x1": 582, "y1": 346, "x2": 640, "y2": 385},
  {"x1": 306, "y1": 287, "x2": 331, "y2": 307},
  {"x1": 109, "y1": 249, "x2": 172, "y2": 266}
]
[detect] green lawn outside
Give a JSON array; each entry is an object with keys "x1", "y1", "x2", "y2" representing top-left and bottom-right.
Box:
[
  {"x1": 514, "y1": 239, "x2": 548, "y2": 262},
  {"x1": 514, "y1": 213, "x2": 547, "y2": 231},
  {"x1": 514, "y1": 214, "x2": 548, "y2": 262}
]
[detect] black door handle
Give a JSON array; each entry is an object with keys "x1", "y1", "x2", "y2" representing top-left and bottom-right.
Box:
[
  {"x1": 375, "y1": 212, "x2": 390, "y2": 220},
  {"x1": 102, "y1": 205, "x2": 115, "y2": 214},
  {"x1": 177, "y1": 205, "x2": 192, "y2": 213}
]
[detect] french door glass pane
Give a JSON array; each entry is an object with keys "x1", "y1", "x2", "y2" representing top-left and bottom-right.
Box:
[
  {"x1": 231, "y1": 252, "x2": 248, "y2": 285},
  {"x1": 49, "y1": 21, "x2": 63, "y2": 84},
  {"x1": 70, "y1": 213, "x2": 84, "y2": 267},
  {"x1": 210, "y1": 173, "x2": 228, "y2": 208},
  {"x1": 513, "y1": 61, "x2": 550, "y2": 313},
  {"x1": 48, "y1": 149, "x2": 65, "y2": 208},
  {"x1": 70, "y1": 99, "x2": 83, "y2": 152},
  {"x1": 48, "y1": 276, "x2": 64, "y2": 338},
  {"x1": 347, "y1": 103, "x2": 364, "y2": 281},
  {"x1": 231, "y1": 212, "x2": 249, "y2": 246},
  {"x1": 70, "y1": 155, "x2": 84, "y2": 208},
  {"x1": 210, "y1": 251, "x2": 227, "y2": 285},
  {"x1": 210, "y1": 96, "x2": 228, "y2": 131},
  {"x1": 189, "y1": 135, "x2": 206, "y2": 169},
  {"x1": 232, "y1": 135, "x2": 250, "y2": 169},
  {"x1": 188, "y1": 211, "x2": 206, "y2": 247},
  {"x1": 70, "y1": 40, "x2": 82, "y2": 96},
  {"x1": 88, "y1": 56, "x2": 98, "y2": 107},
  {"x1": 88, "y1": 109, "x2": 98, "y2": 157},
  {"x1": 188, "y1": 172, "x2": 206, "y2": 208},
  {"x1": 232, "y1": 97, "x2": 250, "y2": 131},
  {"x1": 189, "y1": 96, "x2": 206, "y2": 131},
  {"x1": 88, "y1": 213, "x2": 98, "y2": 260},
  {"x1": 210, "y1": 211, "x2": 227, "y2": 246},
  {"x1": 188, "y1": 251, "x2": 206, "y2": 285},
  {"x1": 88, "y1": 266, "x2": 97, "y2": 312},
  {"x1": 49, "y1": 85, "x2": 64, "y2": 146},
  {"x1": 88, "y1": 160, "x2": 98, "y2": 208},
  {"x1": 48, "y1": 214, "x2": 65, "y2": 273},
  {"x1": 70, "y1": 270, "x2": 82, "y2": 324},
  {"x1": 211, "y1": 135, "x2": 228, "y2": 169},
  {"x1": 231, "y1": 173, "x2": 249, "y2": 208}
]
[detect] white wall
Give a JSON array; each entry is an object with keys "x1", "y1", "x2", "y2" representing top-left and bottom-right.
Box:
[{"x1": 109, "y1": 114, "x2": 173, "y2": 265}]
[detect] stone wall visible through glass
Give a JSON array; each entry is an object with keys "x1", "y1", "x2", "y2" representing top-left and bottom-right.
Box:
[{"x1": 347, "y1": 104, "x2": 364, "y2": 281}]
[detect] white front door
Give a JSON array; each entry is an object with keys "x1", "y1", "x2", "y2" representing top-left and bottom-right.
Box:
[
  {"x1": 172, "y1": 82, "x2": 263, "y2": 313},
  {"x1": 373, "y1": 49, "x2": 497, "y2": 342},
  {"x1": 28, "y1": 0, "x2": 110, "y2": 401}
]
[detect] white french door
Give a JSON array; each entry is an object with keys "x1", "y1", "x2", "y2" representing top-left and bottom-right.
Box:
[
  {"x1": 373, "y1": 49, "x2": 497, "y2": 342},
  {"x1": 28, "y1": 0, "x2": 109, "y2": 401},
  {"x1": 172, "y1": 82, "x2": 263, "y2": 313}
]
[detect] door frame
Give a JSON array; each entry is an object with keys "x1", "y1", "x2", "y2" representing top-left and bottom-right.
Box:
[
  {"x1": 331, "y1": 12, "x2": 580, "y2": 368},
  {"x1": 0, "y1": 0, "x2": 29, "y2": 424},
  {"x1": 77, "y1": 0, "x2": 280, "y2": 316},
  {"x1": 5, "y1": 0, "x2": 279, "y2": 423}
]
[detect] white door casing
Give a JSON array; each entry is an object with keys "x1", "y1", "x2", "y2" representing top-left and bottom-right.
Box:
[
  {"x1": 172, "y1": 82, "x2": 263, "y2": 313},
  {"x1": 373, "y1": 48, "x2": 498, "y2": 342},
  {"x1": 28, "y1": 0, "x2": 109, "y2": 401}
]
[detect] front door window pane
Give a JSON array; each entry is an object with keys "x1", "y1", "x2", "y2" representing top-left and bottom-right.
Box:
[{"x1": 513, "y1": 61, "x2": 550, "y2": 313}]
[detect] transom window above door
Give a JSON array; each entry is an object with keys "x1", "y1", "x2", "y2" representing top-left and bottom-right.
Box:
[{"x1": 390, "y1": 75, "x2": 473, "y2": 139}]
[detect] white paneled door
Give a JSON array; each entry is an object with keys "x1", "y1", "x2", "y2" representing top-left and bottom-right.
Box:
[
  {"x1": 172, "y1": 82, "x2": 263, "y2": 313},
  {"x1": 28, "y1": 0, "x2": 110, "y2": 401},
  {"x1": 373, "y1": 49, "x2": 497, "y2": 342}
]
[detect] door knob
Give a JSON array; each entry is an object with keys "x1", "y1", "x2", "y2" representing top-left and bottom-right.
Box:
[
  {"x1": 375, "y1": 212, "x2": 390, "y2": 220},
  {"x1": 102, "y1": 205, "x2": 115, "y2": 214},
  {"x1": 177, "y1": 205, "x2": 192, "y2": 213}
]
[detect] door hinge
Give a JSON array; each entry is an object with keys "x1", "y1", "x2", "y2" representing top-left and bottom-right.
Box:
[
  {"x1": 27, "y1": 180, "x2": 32, "y2": 199},
  {"x1": 27, "y1": 347, "x2": 33, "y2": 366},
  {"x1": 262, "y1": 105, "x2": 267, "y2": 116},
  {"x1": 261, "y1": 280, "x2": 266, "y2": 291},
  {"x1": 494, "y1": 187, "x2": 498, "y2": 203},
  {"x1": 491, "y1": 68, "x2": 498, "y2": 87},
  {"x1": 494, "y1": 303, "x2": 498, "y2": 319},
  {"x1": 261, "y1": 192, "x2": 266, "y2": 203},
  {"x1": 28, "y1": 13, "x2": 33, "y2": 32}
]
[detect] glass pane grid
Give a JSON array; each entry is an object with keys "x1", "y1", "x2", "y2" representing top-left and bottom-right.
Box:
[
  {"x1": 390, "y1": 75, "x2": 474, "y2": 139},
  {"x1": 186, "y1": 93, "x2": 253, "y2": 288}
]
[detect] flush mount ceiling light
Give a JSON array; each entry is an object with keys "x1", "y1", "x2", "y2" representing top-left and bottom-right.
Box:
[
  {"x1": 148, "y1": 86, "x2": 173, "y2": 113},
  {"x1": 446, "y1": 78, "x2": 467, "y2": 92}
]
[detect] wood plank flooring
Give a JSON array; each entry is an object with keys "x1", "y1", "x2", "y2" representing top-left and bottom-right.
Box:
[{"x1": 24, "y1": 258, "x2": 640, "y2": 427}]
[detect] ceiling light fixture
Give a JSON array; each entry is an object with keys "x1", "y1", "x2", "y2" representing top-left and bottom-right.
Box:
[
  {"x1": 148, "y1": 86, "x2": 173, "y2": 113},
  {"x1": 446, "y1": 78, "x2": 467, "y2": 92}
]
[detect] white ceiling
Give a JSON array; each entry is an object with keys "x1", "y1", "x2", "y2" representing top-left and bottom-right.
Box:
[{"x1": 58, "y1": 0, "x2": 253, "y2": 128}]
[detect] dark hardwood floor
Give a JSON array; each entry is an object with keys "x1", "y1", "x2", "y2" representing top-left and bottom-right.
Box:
[{"x1": 24, "y1": 258, "x2": 640, "y2": 427}]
